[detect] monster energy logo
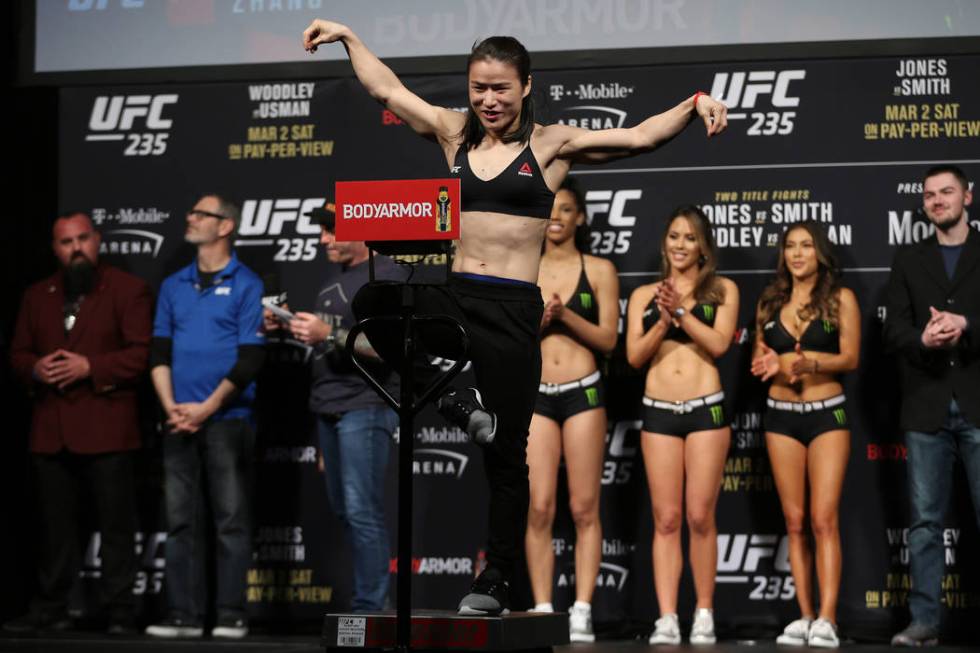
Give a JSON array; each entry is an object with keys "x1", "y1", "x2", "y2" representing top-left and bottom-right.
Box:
[
  {"x1": 584, "y1": 387, "x2": 599, "y2": 407},
  {"x1": 833, "y1": 408, "x2": 846, "y2": 425},
  {"x1": 710, "y1": 404, "x2": 724, "y2": 426},
  {"x1": 702, "y1": 304, "x2": 715, "y2": 321},
  {"x1": 822, "y1": 320, "x2": 835, "y2": 333},
  {"x1": 579, "y1": 293, "x2": 593, "y2": 310}
]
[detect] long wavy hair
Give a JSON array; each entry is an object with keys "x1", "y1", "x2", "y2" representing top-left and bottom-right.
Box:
[
  {"x1": 660, "y1": 206, "x2": 725, "y2": 304},
  {"x1": 460, "y1": 36, "x2": 535, "y2": 150},
  {"x1": 757, "y1": 222, "x2": 842, "y2": 328}
]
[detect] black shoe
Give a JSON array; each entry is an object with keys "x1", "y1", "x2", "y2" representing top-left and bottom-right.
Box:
[
  {"x1": 145, "y1": 615, "x2": 204, "y2": 638},
  {"x1": 437, "y1": 387, "x2": 497, "y2": 444},
  {"x1": 2, "y1": 611, "x2": 72, "y2": 634},
  {"x1": 211, "y1": 616, "x2": 248, "y2": 639},
  {"x1": 107, "y1": 619, "x2": 139, "y2": 636},
  {"x1": 891, "y1": 623, "x2": 939, "y2": 647},
  {"x1": 457, "y1": 568, "x2": 509, "y2": 616}
]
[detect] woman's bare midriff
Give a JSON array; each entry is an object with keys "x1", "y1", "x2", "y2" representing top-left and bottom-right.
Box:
[
  {"x1": 540, "y1": 332, "x2": 598, "y2": 384},
  {"x1": 453, "y1": 211, "x2": 548, "y2": 283},
  {"x1": 768, "y1": 351, "x2": 843, "y2": 401},
  {"x1": 645, "y1": 340, "x2": 722, "y2": 401}
]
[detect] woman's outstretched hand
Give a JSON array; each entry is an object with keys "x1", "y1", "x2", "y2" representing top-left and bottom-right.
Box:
[
  {"x1": 303, "y1": 19, "x2": 349, "y2": 53},
  {"x1": 695, "y1": 94, "x2": 728, "y2": 137}
]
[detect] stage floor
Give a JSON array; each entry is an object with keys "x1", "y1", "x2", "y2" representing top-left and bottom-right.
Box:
[{"x1": 0, "y1": 634, "x2": 977, "y2": 653}]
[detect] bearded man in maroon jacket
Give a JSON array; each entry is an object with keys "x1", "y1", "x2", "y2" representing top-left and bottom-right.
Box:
[{"x1": 7, "y1": 212, "x2": 153, "y2": 635}]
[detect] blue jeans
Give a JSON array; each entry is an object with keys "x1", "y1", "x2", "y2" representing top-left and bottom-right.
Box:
[
  {"x1": 317, "y1": 407, "x2": 396, "y2": 611},
  {"x1": 162, "y1": 418, "x2": 254, "y2": 622},
  {"x1": 905, "y1": 399, "x2": 980, "y2": 627}
]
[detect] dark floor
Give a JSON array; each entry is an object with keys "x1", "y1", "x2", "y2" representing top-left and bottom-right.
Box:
[{"x1": 1, "y1": 635, "x2": 978, "y2": 653}]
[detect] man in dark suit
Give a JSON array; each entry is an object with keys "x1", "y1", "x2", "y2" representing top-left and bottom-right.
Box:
[
  {"x1": 7, "y1": 212, "x2": 153, "y2": 634},
  {"x1": 884, "y1": 165, "x2": 980, "y2": 647}
]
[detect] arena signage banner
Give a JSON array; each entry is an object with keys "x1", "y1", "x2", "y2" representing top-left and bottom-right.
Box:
[{"x1": 54, "y1": 52, "x2": 980, "y2": 640}]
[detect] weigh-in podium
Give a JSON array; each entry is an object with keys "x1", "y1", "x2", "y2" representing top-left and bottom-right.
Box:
[{"x1": 322, "y1": 179, "x2": 568, "y2": 653}]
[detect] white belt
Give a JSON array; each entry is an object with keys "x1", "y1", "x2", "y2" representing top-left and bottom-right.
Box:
[
  {"x1": 643, "y1": 391, "x2": 725, "y2": 415},
  {"x1": 767, "y1": 394, "x2": 846, "y2": 413},
  {"x1": 538, "y1": 370, "x2": 601, "y2": 396}
]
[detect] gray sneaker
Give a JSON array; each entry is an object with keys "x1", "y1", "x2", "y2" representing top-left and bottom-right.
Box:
[
  {"x1": 457, "y1": 568, "x2": 509, "y2": 616},
  {"x1": 891, "y1": 623, "x2": 939, "y2": 647},
  {"x1": 437, "y1": 387, "x2": 497, "y2": 444}
]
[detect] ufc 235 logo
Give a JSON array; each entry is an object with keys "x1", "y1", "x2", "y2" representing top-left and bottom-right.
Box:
[
  {"x1": 585, "y1": 189, "x2": 640, "y2": 255},
  {"x1": 86, "y1": 95, "x2": 178, "y2": 156},
  {"x1": 717, "y1": 534, "x2": 795, "y2": 601},
  {"x1": 237, "y1": 198, "x2": 323, "y2": 262},
  {"x1": 709, "y1": 70, "x2": 806, "y2": 136}
]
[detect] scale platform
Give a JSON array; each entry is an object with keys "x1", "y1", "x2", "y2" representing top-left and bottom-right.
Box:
[{"x1": 323, "y1": 610, "x2": 569, "y2": 651}]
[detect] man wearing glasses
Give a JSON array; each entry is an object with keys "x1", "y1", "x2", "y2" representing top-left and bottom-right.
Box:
[{"x1": 146, "y1": 194, "x2": 266, "y2": 639}]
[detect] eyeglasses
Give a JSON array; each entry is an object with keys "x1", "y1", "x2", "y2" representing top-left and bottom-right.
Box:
[{"x1": 186, "y1": 209, "x2": 229, "y2": 220}]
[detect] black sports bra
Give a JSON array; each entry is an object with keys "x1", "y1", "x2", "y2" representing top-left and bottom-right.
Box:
[
  {"x1": 451, "y1": 144, "x2": 555, "y2": 219},
  {"x1": 544, "y1": 256, "x2": 599, "y2": 335},
  {"x1": 643, "y1": 300, "x2": 718, "y2": 342},
  {"x1": 762, "y1": 316, "x2": 840, "y2": 354}
]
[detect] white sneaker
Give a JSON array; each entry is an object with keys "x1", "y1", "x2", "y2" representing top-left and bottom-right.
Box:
[
  {"x1": 568, "y1": 602, "x2": 595, "y2": 643},
  {"x1": 776, "y1": 617, "x2": 813, "y2": 646},
  {"x1": 808, "y1": 618, "x2": 839, "y2": 648},
  {"x1": 649, "y1": 613, "x2": 681, "y2": 645},
  {"x1": 689, "y1": 608, "x2": 716, "y2": 645}
]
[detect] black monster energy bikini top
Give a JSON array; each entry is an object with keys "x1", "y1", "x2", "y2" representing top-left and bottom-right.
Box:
[
  {"x1": 544, "y1": 256, "x2": 600, "y2": 336},
  {"x1": 762, "y1": 314, "x2": 840, "y2": 355},
  {"x1": 451, "y1": 143, "x2": 555, "y2": 219}
]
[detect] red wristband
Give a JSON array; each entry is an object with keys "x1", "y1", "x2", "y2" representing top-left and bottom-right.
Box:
[{"x1": 693, "y1": 91, "x2": 707, "y2": 108}]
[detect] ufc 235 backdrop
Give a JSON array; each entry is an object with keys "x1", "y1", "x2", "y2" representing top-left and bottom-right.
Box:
[{"x1": 56, "y1": 53, "x2": 979, "y2": 638}]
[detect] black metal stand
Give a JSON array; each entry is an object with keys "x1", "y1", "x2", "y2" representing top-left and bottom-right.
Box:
[
  {"x1": 326, "y1": 241, "x2": 568, "y2": 653},
  {"x1": 343, "y1": 242, "x2": 467, "y2": 653}
]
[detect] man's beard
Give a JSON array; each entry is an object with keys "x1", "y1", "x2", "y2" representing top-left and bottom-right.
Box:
[
  {"x1": 64, "y1": 255, "x2": 96, "y2": 297},
  {"x1": 931, "y1": 208, "x2": 964, "y2": 232}
]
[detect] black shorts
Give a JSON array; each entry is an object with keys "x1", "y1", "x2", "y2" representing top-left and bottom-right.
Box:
[
  {"x1": 641, "y1": 392, "x2": 726, "y2": 438},
  {"x1": 534, "y1": 371, "x2": 604, "y2": 424},
  {"x1": 764, "y1": 395, "x2": 849, "y2": 446}
]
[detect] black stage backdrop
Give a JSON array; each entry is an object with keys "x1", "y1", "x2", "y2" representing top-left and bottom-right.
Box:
[{"x1": 55, "y1": 53, "x2": 979, "y2": 639}]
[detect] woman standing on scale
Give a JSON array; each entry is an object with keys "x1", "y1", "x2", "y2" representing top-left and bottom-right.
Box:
[
  {"x1": 526, "y1": 178, "x2": 618, "y2": 641},
  {"x1": 626, "y1": 207, "x2": 738, "y2": 645},
  {"x1": 751, "y1": 223, "x2": 859, "y2": 649},
  {"x1": 303, "y1": 18, "x2": 727, "y2": 615}
]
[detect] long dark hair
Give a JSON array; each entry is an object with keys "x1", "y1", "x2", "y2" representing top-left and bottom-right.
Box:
[
  {"x1": 660, "y1": 206, "x2": 725, "y2": 304},
  {"x1": 757, "y1": 222, "x2": 842, "y2": 328},
  {"x1": 560, "y1": 177, "x2": 591, "y2": 252},
  {"x1": 460, "y1": 36, "x2": 535, "y2": 150}
]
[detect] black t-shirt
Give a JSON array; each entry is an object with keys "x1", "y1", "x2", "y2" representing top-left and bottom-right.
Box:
[
  {"x1": 939, "y1": 243, "x2": 963, "y2": 279},
  {"x1": 308, "y1": 255, "x2": 406, "y2": 415}
]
